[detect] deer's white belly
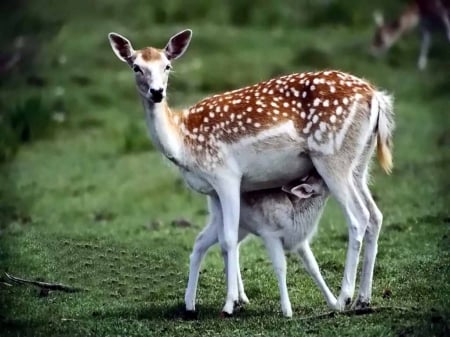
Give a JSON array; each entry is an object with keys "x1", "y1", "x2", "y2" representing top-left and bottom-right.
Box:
[
  {"x1": 180, "y1": 122, "x2": 312, "y2": 194},
  {"x1": 231, "y1": 122, "x2": 312, "y2": 191}
]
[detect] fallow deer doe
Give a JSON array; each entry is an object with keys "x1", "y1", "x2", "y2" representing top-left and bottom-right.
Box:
[
  {"x1": 371, "y1": 0, "x2": 450, "y2": 70},
  {"x1": 108, "y1": 29, "x2": 395, "y2": 315}
]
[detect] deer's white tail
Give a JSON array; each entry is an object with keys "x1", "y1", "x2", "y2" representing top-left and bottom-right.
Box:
[{"x1": 372, "y1": 91, "x2": 395, "y2": 174}]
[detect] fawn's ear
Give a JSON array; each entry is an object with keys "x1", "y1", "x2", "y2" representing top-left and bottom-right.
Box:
[
  {"x1": 282, "y1": 183, "x2": 316, "y2": 199},
  {"x1": 108, "y1": 32, "x2": 135, "y2": 63},
  {"x1": 164, "y1": 29, "x2": 192, "y2": 60},
  {"x1": 373, "y1": 11, "x2": 384, "y2": 27}
]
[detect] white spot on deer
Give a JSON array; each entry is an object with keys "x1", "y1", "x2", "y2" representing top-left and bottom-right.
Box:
[
  {"x1": 303, "y1": 121, "x2": 312, "y2": 134},
  {"x1": 323, "y1": 100, "x2": 329, "y2": 107},
  {"x1": 254, "y1": 122, "x2": 261, "y2": 128},
  {"x1": 333, "y1": 99, "x2": 339, "y2": 106},
  {"x1": 312, "y1": 114, "x2": 319, "y2": 123},
  {"x1": 313, "y1": 78, "x2": 320, "y2": 85},
  {"x1": 203, "y1": 117, "x2": 209, "y2": 123},
  {"x1": 270, "y1": 102, "x2": 279, "y2": 108},
  {"x1": 198, "y1": 134, "x2": 205, "y2": 142},
  {"x1": 300, "y1": 111, "x2": 306, "y2": 119},
  {"x1": 342, "y1": 97, "x2": 349, "y2": 105},
  {"x1": 336, "y1": 106, "x2": 343, "y2": 115},
  {"x1": 330, "y1": 115, "x2": 336, "y2": 123},
  {"x1": 223, "y1": 105, "x2": 229, "y2": 112},
  {"x1": 313, "y1": 98, "x2": 321, "y2": 107},
  {"x1": 330, "y1": 86, "x2": 336, "y2": 93}
]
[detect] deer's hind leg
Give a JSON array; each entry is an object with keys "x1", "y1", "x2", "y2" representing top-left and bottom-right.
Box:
[
  {"x1": 351, "y1": 136, "x2": 383, "y2": 309},
  {"x1": 312, "y1": 154, "x2": 370, "y2": 310}
]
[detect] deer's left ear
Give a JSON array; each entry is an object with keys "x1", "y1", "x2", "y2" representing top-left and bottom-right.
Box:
[
  {"x1": 164, "y1": 29, "x2": 192, "y2": 60},
  {"x1": 282, "y1": 183, "x2": 316, "y2": 199},
  {"x1": 108, "y1": 32, "x2": 135, "y2": 63}
]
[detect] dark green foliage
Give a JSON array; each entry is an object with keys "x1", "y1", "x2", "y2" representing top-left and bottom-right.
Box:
[{"x1": 0, "y1": 96, "x2": 54, "y2": 162}]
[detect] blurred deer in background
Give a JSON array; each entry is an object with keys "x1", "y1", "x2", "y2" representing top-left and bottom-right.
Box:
[
  {"x1": 371, "y1": 0, "x2": 450, "y2": 70},
  {"x1": 108, "y1": 29, "x2": 394, "y2": 316}
]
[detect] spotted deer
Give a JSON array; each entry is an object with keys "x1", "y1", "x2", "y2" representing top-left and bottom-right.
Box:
[
  {"x1": 108, "y1": 29, "x2": 395, "y2": 315},
  {"x1": 371, "y1": 0, "x2": 450, "y2": 70},
  {"x1": 185, "y1": 169, "x2": 335, "y2": 318}
]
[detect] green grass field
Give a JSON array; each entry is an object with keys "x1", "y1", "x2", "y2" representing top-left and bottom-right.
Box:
[{"x1": 1, "y1": 1, "x2": 449, "y2": 336}]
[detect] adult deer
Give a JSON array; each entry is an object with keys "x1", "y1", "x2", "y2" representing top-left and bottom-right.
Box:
[
  {"x1": 371, "y1": 0, "x2": 450, "y2": 70},
  {"x1": 108, "y1": 29, "x2": 394, "y2": 315}
]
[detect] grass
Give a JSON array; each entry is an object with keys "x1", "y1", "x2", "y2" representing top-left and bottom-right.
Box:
[{"x1": 1, "y1": 1, "x2": 449, "y2": 336}]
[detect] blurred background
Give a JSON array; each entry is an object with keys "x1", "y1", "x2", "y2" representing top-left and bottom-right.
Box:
[{"x1": 0, "y1": 1, "x2": 449, "y2": 336}]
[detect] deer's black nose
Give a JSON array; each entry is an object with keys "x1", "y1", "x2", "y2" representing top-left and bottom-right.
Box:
[{"x1": 150, "y1": 88, "x2": 164, "y2": 103}]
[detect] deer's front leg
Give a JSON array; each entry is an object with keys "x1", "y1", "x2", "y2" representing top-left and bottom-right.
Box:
[
  {"x1": 214, "y1": 174, "x2": 242, "y2": 316},
  {"x1": 185, "y1": 195, "x2": 221, "y2": 313},
  {"x1": 418, "y1": 29, "x2": 431, "y2": 70}
]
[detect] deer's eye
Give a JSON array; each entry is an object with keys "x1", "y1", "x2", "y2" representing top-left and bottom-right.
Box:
[
  {"x1": 132, "y1": 64, "x2": 143, "y2": 74},
  {"x1": 165, "y1": 64, "x2": 172, "y2": 71}
]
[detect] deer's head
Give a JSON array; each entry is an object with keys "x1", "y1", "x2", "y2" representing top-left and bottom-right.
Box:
[{"x1": 108, "y1": 29, "x2": 192, "y2": 103}]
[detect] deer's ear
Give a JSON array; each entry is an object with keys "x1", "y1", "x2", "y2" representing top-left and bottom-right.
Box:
[
  {"x1": 282, "y1": 183, "x2": 316, "y2": 199},
  {"x1": 373, "y1": 11, "x2": 384, "y2": 27},
  {"x1": 108, "y1": 32, "x2": 135, "y2": 63},
  {"x1": 164, "y1": 29, "x2": 192, "y2": 60}
]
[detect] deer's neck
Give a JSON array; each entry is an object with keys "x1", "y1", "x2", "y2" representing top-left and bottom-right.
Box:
[{"x1": 142, "y1": 98, "x2": 184, "y2": 165}]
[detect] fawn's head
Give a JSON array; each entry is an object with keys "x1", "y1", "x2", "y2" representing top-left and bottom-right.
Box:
[
  {"x1": 108, "y1": 29, "x2": 192, "y2": 103},
  {"x1": 282, "y1": 169, "x2": 328, "y2": 199}
]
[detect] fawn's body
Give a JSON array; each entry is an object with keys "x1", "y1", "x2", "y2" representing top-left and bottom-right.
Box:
[
  {"x1": 187, "y1": 171, "x2": 335, "y2": 317},
  {"x1": 109, "y1": 30, "x2": 394, "y2": 315}
]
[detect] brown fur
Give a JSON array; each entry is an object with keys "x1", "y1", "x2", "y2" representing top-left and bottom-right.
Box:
[
  {"x1": 179, "y1": 71, "x2": 374, "y2": 147},
  {"x1": 139, "y1": 47, "x2": 162, "y2": 61}
]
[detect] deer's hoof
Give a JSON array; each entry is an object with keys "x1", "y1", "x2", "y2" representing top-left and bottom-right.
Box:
[{"x1": 183, "y1": 309, "x2": 199, "y2": 320}]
